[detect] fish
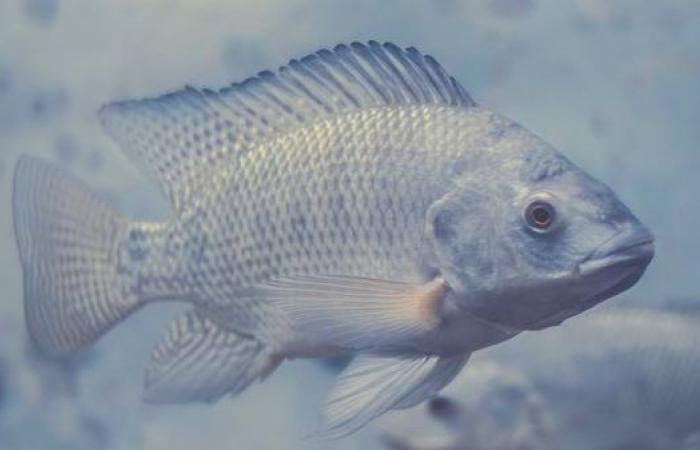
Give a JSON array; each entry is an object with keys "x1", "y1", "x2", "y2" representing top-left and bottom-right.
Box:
[
  {"x1": 376, "y1": 307, "x2": 700, "y2": 450},
  {"x1": 12, "y1": 41, "x2": 654, "y2": 437}
]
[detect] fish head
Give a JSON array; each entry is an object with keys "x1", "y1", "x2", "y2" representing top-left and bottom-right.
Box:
[{"x1": 427, "y1": 122, "x2": 654, "y2": 331}]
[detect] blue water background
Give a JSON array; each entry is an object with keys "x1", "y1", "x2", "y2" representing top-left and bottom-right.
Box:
[{"x1": 0, "y1": 1, "x2": 698, "y2": 448}]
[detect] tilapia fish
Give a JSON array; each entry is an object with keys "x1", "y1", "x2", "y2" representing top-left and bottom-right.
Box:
[{"x1": 12, "y1": 41, "x2": 654, "y2": 437}]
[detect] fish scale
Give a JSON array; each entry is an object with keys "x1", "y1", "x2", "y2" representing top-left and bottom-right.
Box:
[
  {"x1": 12, "y1": 41, "x2": 653, "y2": 439},
  {"x1": 161, "y1": 106, "x2": 472, "y2": 300}
]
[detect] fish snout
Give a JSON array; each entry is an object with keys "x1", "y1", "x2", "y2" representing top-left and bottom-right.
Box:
[
  {"x1": 583, "y1": 223, "x2": 655, "y2": 274},
  {"x1": 570, "y1": 222, "x2": 654, "y2": 312}
]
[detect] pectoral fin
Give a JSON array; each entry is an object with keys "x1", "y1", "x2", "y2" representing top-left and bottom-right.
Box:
[
  {"x1": 250, "y1": 275, "x2": 449, "y2": 350},
  {"x1": 313, "y1": 352, "x2": 469, "y2": 439}
]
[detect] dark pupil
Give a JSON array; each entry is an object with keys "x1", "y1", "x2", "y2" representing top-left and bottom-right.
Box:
[
  {"x1": 532, "y1": 206, "x2": 550, "y2": 225},
  {"x1": 530, "y1": 203, "x2": 552, "y2": 230}
]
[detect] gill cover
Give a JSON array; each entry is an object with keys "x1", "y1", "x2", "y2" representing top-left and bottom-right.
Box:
[{"x1": 426, "y1": 188, "x2": 502, "y2": 294}]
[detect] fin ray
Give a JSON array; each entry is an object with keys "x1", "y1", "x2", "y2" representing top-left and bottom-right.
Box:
[
  {"x1": 98, "y1": 41, "x2": 475, "y2": 209},
  {"x1": 13, "y1": 156, "x2": 146, "y2": 355},
  {"x1": 144, "y1": 309, "x2": 275, "y2": 403},
  {"x1": 315, "y1": 353, "x2": 469, "y2": 438},
  {"x1": 245, "y1": 275, "x2": 448, "y2": 350}
]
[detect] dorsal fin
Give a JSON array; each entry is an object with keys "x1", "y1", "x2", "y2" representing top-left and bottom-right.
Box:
[{"x1": 98, "y1": 41, "x2": 476, "y2": 209}]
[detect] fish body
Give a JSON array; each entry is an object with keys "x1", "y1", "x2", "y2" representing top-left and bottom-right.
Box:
[
  {"x1": 136, "y1": 104, "x2": 534, "y2": 357},
  {"x1": 377, "y1": 308, "x2": 700, "y2": 450},
  {"x1": 12, "y1": 41, "x2": 654, "y2": 436}
]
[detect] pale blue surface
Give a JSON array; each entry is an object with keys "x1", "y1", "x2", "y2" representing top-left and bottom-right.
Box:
[{"x1": 0, "y1": 1, "x2": 698, "y2": 449}]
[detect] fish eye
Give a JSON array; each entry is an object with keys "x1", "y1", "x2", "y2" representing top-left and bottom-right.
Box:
[{"x1": 523, "y1": 195, "x2": 557, "y2": 233}]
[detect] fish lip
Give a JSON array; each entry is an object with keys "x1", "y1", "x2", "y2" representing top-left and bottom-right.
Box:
[
  {"x1": 578, "y1": 241, "x2": 654, "y2": 276},
  {"x1": 591, "y1": 266, "x2": 648, "y2": 301},
  {"x1": 579, "y1": 228, "x2": 655, "y2": 274},
  {"x1": 531, "y1": 257, "x2": 652, "y2": 331}
]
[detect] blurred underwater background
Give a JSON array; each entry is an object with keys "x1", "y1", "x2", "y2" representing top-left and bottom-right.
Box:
[{"x1": 0, "y1": 0, "x2": 699, "y2": 449}]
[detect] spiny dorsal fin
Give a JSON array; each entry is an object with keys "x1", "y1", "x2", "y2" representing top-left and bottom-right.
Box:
[{"x1": 98, "y1": 41, "x2": 476, "y2": 209}]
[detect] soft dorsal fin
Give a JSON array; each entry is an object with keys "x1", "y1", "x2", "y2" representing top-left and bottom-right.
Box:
[{"x1": 98, "y1": 41, "x2": 476, "y2": 209}]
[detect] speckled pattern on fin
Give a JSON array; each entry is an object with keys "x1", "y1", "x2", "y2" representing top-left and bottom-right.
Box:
[
  {"x1": 313, "y1": 353, "x2": 469, "y2": 439},
  {"x1": 13, "y1": 156, "x2": 140, "y2": 355},
  {"x1": 143, "y1": 309, "x2": 275, "y2": 403},
  {"x1": 98, "y1": 41, "x2": 475, "y2": 209}
]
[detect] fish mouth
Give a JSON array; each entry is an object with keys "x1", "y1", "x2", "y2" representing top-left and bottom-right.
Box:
[
  {"x1": 529, "y1": 227, "x2": 654, "y2": 331},
  {"x1": 588, "y1": 265, "x2": 647, "y2": 301},
  {"x1": 578, "y1": 226, "x2": 654, "y2": 277},
  {"x1": 573, "y1": 225, "x2": 654, "y2": 307}
]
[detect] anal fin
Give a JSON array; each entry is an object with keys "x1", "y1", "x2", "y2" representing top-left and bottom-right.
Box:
[{"x1": 144, "y1": 309, "x2": 278, "y2": 403}]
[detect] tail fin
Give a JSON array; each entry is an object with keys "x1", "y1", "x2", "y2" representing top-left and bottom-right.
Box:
[{"x1": 13, "y1": 156, "x2": 142, "y2": 355}]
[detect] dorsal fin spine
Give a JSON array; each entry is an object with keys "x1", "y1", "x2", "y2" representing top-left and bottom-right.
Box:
[
  {"x1": 295, "y1": 56, "x2": 347, "y2": 111},
  {"x1": 256, "y1": 71, "x2": 306, "y2": 122},
  {"x1": 301, "y1": 54, "x2": 358, "y2": 109},
  {"x1": 367, "y1": 41, "x2": 417, "y2": 104},
  {"x1": 252, "y1": 73, "x2": 298, "y2": 117},
  {"x1": 98, "y1": 41, "x2": 477, "y2": 210},
  {"x1": 201, "y1": 90, "x2": 259, "y2": 152},
  {"x1": 279, "y1": 64, "x2": 329, "y2": 113},
  {"x1": 339, "y1": 44, "x2": 391, "y2": 105},
  {"x1": 237, "y1": 81, "x2": 276, "y2": 127},
  {"x1": 383, "y1": 43, "x2": 430, "y2": 103},
  {"x1": 350, "y1": 43, "x2": 400, "y2": 104},
  {"x1": 424, "y1": 54, "x2": 457, "y2": 105},
  {"x1": 316, "y1": 50, "x2": 365, "y2": 108},
  {"x1": 405, "y1": 47, "x2": 444, "y2": 104}
]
